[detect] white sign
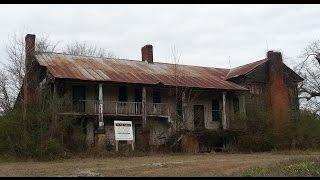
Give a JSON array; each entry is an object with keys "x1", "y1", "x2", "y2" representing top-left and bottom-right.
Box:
[{"x1": 114, "y1": 120, "x2": 133, "y2": 141}]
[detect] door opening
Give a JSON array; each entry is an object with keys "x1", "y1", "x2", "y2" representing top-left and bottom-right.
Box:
[{"x1": 194, "y1": 105, "x2": 205, "y2": 129}]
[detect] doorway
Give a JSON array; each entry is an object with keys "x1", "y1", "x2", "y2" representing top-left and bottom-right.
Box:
[
  {"x1": 134, "y1": 124, "x2": 144, "y2": 150},
  {"x1": 194, "y1": 105, "x2": 205, "y2": 129}
]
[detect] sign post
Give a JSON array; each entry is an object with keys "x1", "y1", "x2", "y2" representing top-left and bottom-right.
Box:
[{"x1": 114, "y1": 120, "x2": 134, "y2": 152}]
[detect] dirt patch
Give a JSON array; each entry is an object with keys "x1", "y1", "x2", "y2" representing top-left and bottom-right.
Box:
[{"x1": 1, "y1": 151, "x2": 320, "y2": 176}]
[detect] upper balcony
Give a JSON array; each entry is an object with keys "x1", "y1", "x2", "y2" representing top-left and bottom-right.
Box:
[{"x1": 58, "y1": 100, "x2": 170, "y2": 117}]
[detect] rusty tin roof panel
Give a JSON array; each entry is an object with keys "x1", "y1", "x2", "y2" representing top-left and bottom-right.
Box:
[
  {"x1": 35, "y1": 52, "x2": 247, "y2": 90},
  {"x1": 225, "y1": 59, "x2": 267, "y2": 80}
]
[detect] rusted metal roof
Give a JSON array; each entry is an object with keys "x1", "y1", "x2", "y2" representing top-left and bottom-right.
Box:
[
  {"x1": 225, "y1": 59, "x2": 268, "y2": 80},
  {"x1": 35, "y1": 52, "x2": 249, "y2": 91}
]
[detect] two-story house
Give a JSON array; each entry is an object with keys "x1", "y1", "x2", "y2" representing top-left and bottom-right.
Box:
[{"x1": 20, "y1": 34, "x2": 303, "y2": 149}]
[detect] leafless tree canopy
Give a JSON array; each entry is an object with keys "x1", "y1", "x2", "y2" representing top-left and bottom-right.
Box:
[
  {"x1": 295, "y1": 40, "x2": 320, "y2": 113},
  {"x1": 0, "y1": 32, "x2": 58, "y2": 113},
  {"x1": 0, "y1": 32, "x2": 117, "y2": 113},
  {"x1": 63, "y1": 41, "x2": 117, "y2": 58}
]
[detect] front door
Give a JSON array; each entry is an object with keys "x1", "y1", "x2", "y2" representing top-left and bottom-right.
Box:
[
  {"x1": 134, "y1": 124, "x2": 144, "y2": 150},
  {"x1": 72, "y1": 86, "x2": 86, "y2": 112},
  {"x1": 194, "y1": 105, "x2": 205, "y2": 129}
]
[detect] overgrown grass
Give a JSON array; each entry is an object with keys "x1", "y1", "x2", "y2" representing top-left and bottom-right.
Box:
[{"x1": 241, "y1": 157, "x2": 320, "y2": 177}]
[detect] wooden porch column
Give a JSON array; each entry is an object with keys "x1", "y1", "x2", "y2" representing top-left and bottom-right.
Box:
[
  {"x1": 239, "y1": 94, "x2": 246, "y2": 117},
  {"x1": 98, "y1": 83, "x2": 104, "y2": 130},
  {"x1": 142, "y1": 86, "x2": 147, "y2": 128},
  {"x1": 222, "y1": 91, "x2": 227, "y2": 129},
  {"x1": 181, "y1": 90, "x2": 187, "y2": 122}
]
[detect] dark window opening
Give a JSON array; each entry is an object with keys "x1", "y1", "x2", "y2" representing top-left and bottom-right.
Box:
[
  {"x1": 233, "y1": 97, "x2": 239, "y2": 114},
  {"x1": 134, "y1": 88, "x2": 142, "y2": 102},
  {"x1": 72, "y1": 85, "x2": 86, "y2": 112},
  {"x1": 118, "y1": 86, "x2": 128, "y2": 102},
  {"x1": 153, "y1": 89, "x2": 161, "y2": 103},
  {"x1": 57, "y1": 82, "x2": 65, "y2": 97},
  {"x1": 212, "y1": 99, "x2": 221, "y2": 122}
]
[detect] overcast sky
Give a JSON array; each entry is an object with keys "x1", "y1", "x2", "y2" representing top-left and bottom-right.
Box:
[{"x1": 0, "y1": 4, "x2": 319, "y2": 69}]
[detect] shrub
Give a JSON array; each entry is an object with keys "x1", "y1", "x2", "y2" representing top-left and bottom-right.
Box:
[
  {"x1": 0, "y1": 94, "x2": 84, "y2": 160},
  {"x1": 197, "y1": 129, "x2": 223, "y2": 151}
]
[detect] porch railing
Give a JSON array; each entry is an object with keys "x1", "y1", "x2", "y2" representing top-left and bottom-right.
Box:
[
  {"x1": 58, "y1": 100, "x2": 169, "y2": 117},
  {"x1": 103, "y1": 101, "x2": 142, "y2": 115},
  {"x1": 147, "y1": 103, "x2": 170, "y2": 116}
]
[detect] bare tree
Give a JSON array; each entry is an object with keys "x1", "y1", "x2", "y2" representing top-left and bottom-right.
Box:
[
  {"x1": 0, "y1": 32, "x2": 58, "y2": 113},
  {"x1": 170, "y1": 45, "x2": 202, "y2": 131},
  {"x1": 63, "y1": 41, "x2": 117, "y2": 58},
  {"x1": 0, "y1": 32, "x2": 117, "y2": 113},
  {"x1": 295, "y1": 40, "x2": 320, "y2": 113}
]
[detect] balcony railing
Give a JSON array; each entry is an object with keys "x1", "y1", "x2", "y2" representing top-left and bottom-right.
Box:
[
  {"x1": 147, "y1": 103, "x2": 170, "y2": 116},
  {"x1": 58, "y1": 100, "x2": 98, "y2": 114},
  {"x1": 58, "y1": 100, "x2": 169, "y2": 117},
  {"x1": 104, "y1": 101, "x2": 142, "y2": 115}
]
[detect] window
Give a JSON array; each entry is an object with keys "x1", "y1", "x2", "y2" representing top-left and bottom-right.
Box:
[
  {"x1": 134, "y1": 88, "x2": 142, "y2": 102},
  {"x1": 212, "y1": 99, "x2": 220, "y2": 122},
  {"x1": 118, "y1": 86, "x2": 128, "y2": 102},
  {"x1": 153, "y1": 89, "x2": 161, "y2": 103},
  {"x1": 72, "y1": 86, "x2": 86, "y2": 112},
  {"x1": 233, "y1": 97, "x2": 239, "y2": 114},
  {"x1": 249, "y1": 84, "x2": 263, "y2": 95}
]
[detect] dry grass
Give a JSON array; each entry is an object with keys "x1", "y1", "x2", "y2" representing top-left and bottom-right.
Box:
[{"x1": 0, "y1": 151, "x2": 320, "y2": 176}]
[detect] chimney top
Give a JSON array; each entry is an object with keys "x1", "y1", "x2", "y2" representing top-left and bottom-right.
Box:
[
  {"x1": 25, "y1": 34, "x2": 36, "y2": 70},
  {"x1": 267, "y1": 50, "x2": 283, "y2": 63},
  {"x1": 141, "y1": 44, "x2": 153, "y2": 63}
]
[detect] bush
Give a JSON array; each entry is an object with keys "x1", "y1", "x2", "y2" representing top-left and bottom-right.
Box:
[
  {"x1": 0, "y1": 94, "x2": 84, "y2": 160},
  {"x1": 236, "y1": 108, "x2": 320, "y2": 152},
  {"x1": 197, "y1": 129, "x2": 222, "y2": 151}
]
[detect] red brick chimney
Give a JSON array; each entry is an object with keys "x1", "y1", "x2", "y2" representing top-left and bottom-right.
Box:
[
  {"x1": 141, "y1": 44, "x2": 153, "y2": 63},
  {"x1": 25, "y1": 34, "x2": 36, "y2": 72},
  {"x1": 24, "y1": 34, "x2": 36, "y2": 105},
  {"x1": 266, "y1": 50, "x2": 289, "y2": 131}
]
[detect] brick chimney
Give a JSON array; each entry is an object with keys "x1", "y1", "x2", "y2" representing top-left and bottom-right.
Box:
[
  {"x1": 267, "y1": 50, "x2": 283, "y2": 75},
  {"x1": 266, "y1": 50, "x2": 289, "y2": 131},
  {"x1": 141, "y1": 44, "x2": 153, "y2": 63},
  {"x1": 24, "y1": 34, "x2": 36, "y2": 105},
  {"x1": 25, "y1": 34, "x2": 36, "y2": 72}
]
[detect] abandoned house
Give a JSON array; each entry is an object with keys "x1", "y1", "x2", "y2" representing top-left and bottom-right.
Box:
[{"x1": 20, "y1": 34, "x2": 303, "y2": 150}]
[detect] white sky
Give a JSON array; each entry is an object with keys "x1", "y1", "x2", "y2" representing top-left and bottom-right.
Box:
[{"x1": 0, "y1": 4, "x2": 319, "y2": 69}]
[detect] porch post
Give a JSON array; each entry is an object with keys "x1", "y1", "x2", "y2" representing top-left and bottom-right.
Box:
[
  {"x1": 142, "y1": 86, "x2": 147, "y2": 128},
  {"x1": 98, "y1": 83, "x2": 104, "y2": 130},
  {"x1": 181, "y1": 90, "x2": 187, "y2": 123},
  {"x1": 239, "y1": 94, "x2": 246, "y2": 117},
  {"x1": 141, "y1": 86, "x2": 150, "y2": 150},
  {"x1": 222, "y1": 91, "x2": 227, "y2": 129}
]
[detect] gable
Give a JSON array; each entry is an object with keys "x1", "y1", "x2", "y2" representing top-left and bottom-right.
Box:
[{"x1": 226, "y1": 59, "x2": 303, "y2": 83}]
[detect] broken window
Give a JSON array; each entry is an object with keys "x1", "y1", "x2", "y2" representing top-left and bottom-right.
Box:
[
  {"x1": 212, "y1": 99, "x2": 221, "y2": 122},
  {"x1": 118, "y1": 86, "x2": 128, "y2": 102}
]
